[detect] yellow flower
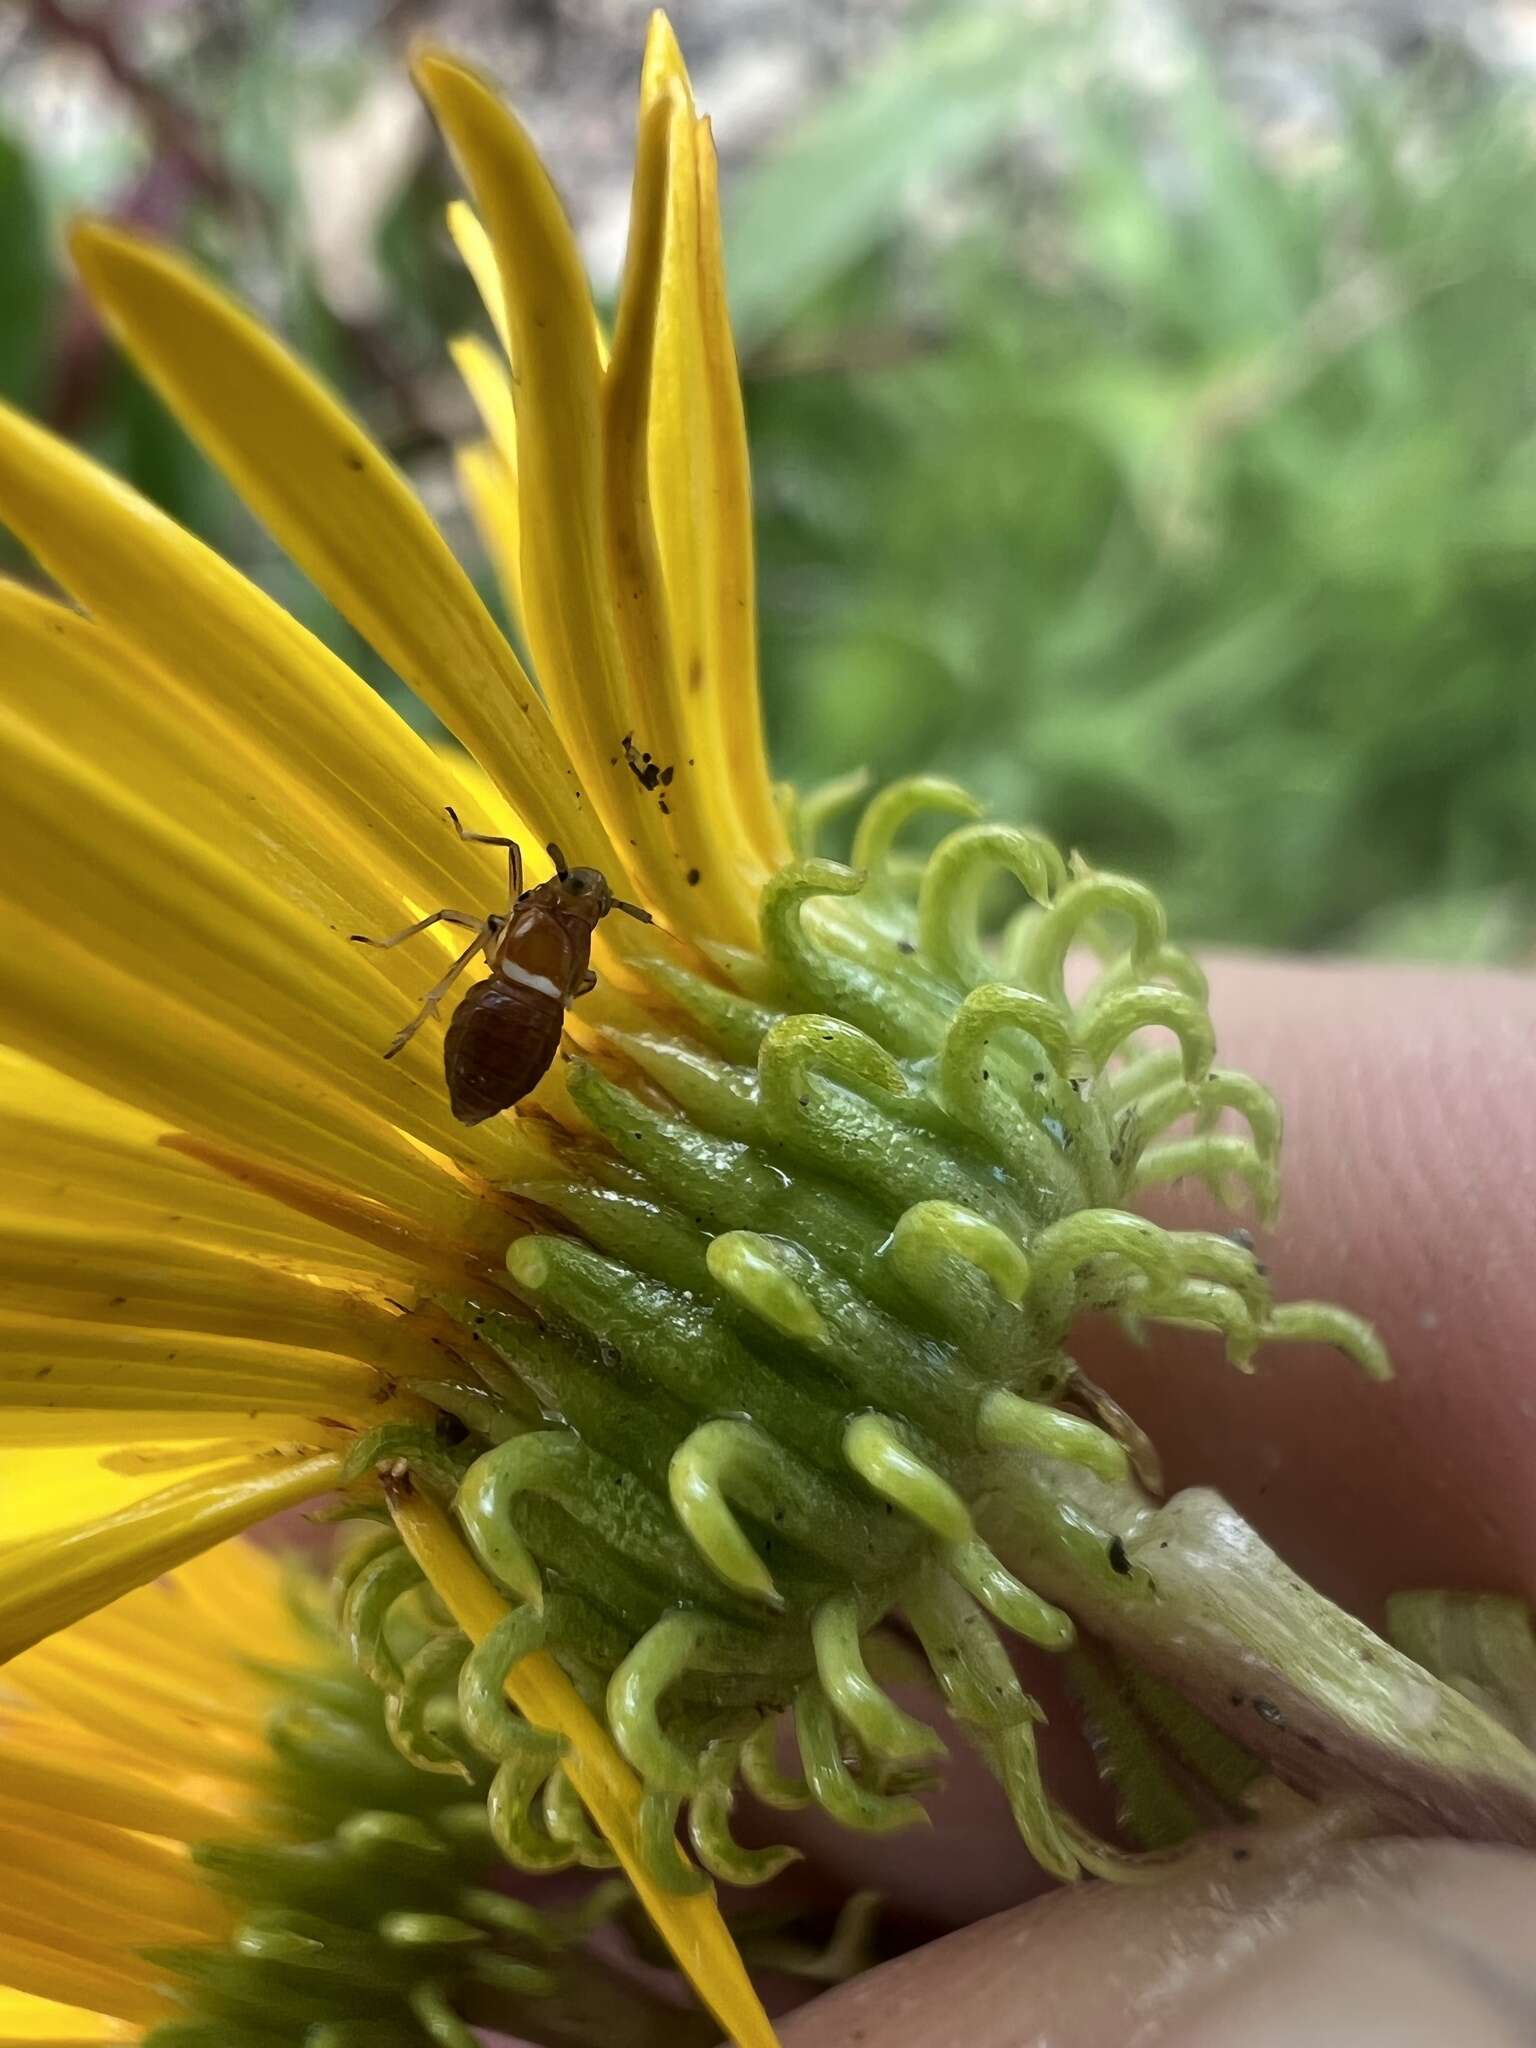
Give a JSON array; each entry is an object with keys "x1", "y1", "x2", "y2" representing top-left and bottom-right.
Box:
[
  {"x1": 0, "y1": 6, "x2": 1392, "y2": 2031},
  {"x1": 0, "y1": 1536, "x2": 729, "y2": 2048},
  {"x1": 0, "y1": 19, "x2": 786, "y2": 2039},
  {"x1": 0, "y1": 1544, "x2": 296, "y2": 2044},
  {"x1": 0, "y1": 20, "x2": 785, "y2": 1610}
]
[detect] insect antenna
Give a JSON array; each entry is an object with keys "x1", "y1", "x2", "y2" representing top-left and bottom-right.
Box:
[
  {"x1": 546, "y1": 842, "x2": 568, "y2": 878},
  {"x1": 612, "y1": 897, "x2": 654, "y2": 925}
]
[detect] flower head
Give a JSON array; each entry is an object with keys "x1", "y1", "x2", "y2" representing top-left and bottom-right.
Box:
[{"x1": 0, "y1": 10, "x2": 1396, "y2": 2019}]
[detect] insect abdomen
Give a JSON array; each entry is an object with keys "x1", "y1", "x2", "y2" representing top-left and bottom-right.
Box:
[{"x1": 443, "y1": 977, "x2": 564, "y2": 1125}]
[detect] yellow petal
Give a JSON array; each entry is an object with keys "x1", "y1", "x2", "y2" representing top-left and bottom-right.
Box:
[
  {"x1": 641, "y1": 17, "x2": 787, "y2": 883},
  {"x1": 392, "y1": 1486, "x2": 781, "y2": 2048},
  {"x1": 416, "y1": 50, "x2": 708, "y2": 935},
  {"x1": 0, "y1": 527, "x2": 552, "y2": 1196},
  {"x1": 164, "y1": 1535, "x2": 326, "y2": 1683},
  {"x1": 446, "y1": 198, "x2": 512, "y2": 357},
  {"x1": 0, "y1": 1049, "x2": 408, "y2": 1281},
  {"x1": 15, "y1": 1533, "x2": 314, "y2": 1699},
  {"x1": 1, "y1": 698, "x2": 475, "y2": 1162},
  {"x1": 25, "y1": 1589, "x2": 283, "y2": 1720},
  {"x1": 0, "y1": 1308, "x2": 408, "y2": 1417},
  {"x1": 604, "y1": 86, "x2": 747, "y2": 937},
  {"x1": 449, "y1": 337, "x2": 526, "y2": 635},
  {"x1": 451, "y1": 332, "x2": 519, "y2": 469},
  {"x1": 11, "y1": 1640, "x2": 267, "y2": 1778},
  {"x1": 0, "y1": 896, "x2": 494, "y2": 1246},
  {"x1": 68, "y1": 222, "x2": 608, "y2": 875},
  {"x1": 0, "y1": 1448, "x2": 342, "y2": 1661},
  {"x1": 0, "y1": 1939, "x2": 166, "y2": 2032},
  {"x1": 0, "y1": 1217, "x2": 410, "y2": 1352},
  {"x1": 0, "y1": 444, "x2": 557, "y2": 1209},
  {"x1": 0, "y1": 1729, "x2": 248, "y2": 1842},
  {"x1": 0, "y1": 1052, "x2": 510, "y2": 1406},
  {"x1": 0, "y1": 580, "x2": 487, "y2": 971},
  {"x1": 456, "y1": 438, "x2": 525, "y2": 634},
  {"x1": 0, "y1": 582, "x2": 537, "y2": 1133},
  {"x1": 0, "y1": 1825, "x2": 220, "y2": 1950},
  {"x1": 0, "y1": 1056, "x2": 496, "y2": 1349},
  {"x1": 447, "y1": 197, "x2": 610, "y2": 370},
  {"x1": 0, "y1": 413, "x2": 515, "y2": 940},
  {"x1": 0, "y1": 1414, "x2": 357, "y2": 1458},
  {"x1": 0, "y1": 1985, "x2": 136, "y2": 2043},
  {"x1": 0, "y1": 1450, "x2": 204, "y2": 1553},
  {"x1": 693, "y1": 123, "x2": 788, "y2": 872},
  {"x1": 0, "y1": 1802, "x2": 217, "y2": 1932}
]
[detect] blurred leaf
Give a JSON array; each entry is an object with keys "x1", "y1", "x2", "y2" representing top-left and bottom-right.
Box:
[
  {"x1": 0, "y1": 130, "x2": 52, "y2": 407},
  {"x1": 725, "y1": 6, "x2": 1062, "y2": 350},
  {"x1": 749, "y1": 33, "x2": 1536, "y2": 959}
]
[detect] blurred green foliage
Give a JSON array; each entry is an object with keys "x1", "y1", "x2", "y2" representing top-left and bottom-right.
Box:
[
  {"x1": 0, "y1": 132, "x2": 49, "y2": 409},
  {"x1": 4, "y1": 6, "x2": 1535, "y2": 959},
  {"x1": 743, "y1": 40, "x2": 1536, "y2": 956}
]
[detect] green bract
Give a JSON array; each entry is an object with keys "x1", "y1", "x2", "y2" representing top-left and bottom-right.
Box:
[{"x1": 337, "y1": 777, "x2": 1387, "y2": 1891}]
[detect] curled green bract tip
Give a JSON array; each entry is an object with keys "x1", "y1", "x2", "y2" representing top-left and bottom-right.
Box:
[
  {"x1": 706, "y1": 1230, "x2": 826, "y2": 1341},
  {"x1": 331, "y1": 777, "x2": 1393, "y2": 1892}
]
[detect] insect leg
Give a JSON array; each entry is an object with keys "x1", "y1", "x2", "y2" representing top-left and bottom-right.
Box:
[
  {"x1": 573, "y1": 968, "x2": 598, "y2": 999},
  {"x1": 384, "y1": 927, "x2": 494, "y2": 1060},
  {"x1": 446, "y1": 807, "x2": 523, "y2": 904},
  {"x1": 350, "y1": 908, "x2": 482, "y2": 949}
]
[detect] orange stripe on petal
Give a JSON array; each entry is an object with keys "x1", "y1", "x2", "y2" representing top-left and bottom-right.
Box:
[{"x1": 0, "y1": 899, "x2": 479, "y2": 1237}]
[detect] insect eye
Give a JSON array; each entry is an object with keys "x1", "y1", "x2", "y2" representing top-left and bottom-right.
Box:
[{"x1": 568, "y1": 877, "x2": 586, "y2": 894}]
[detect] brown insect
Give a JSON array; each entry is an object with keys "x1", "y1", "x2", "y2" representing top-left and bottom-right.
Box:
[{"x1": 351, "y1": 809, "x2": 651, "y2": 1125}]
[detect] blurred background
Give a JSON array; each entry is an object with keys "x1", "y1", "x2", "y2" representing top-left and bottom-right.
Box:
[{"x1": 3, "y1": 0, "x2": 1535, "y2": 960}]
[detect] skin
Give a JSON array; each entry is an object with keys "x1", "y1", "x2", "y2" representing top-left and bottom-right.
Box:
[{"x1": 776, "y1": 956, "x2": 1536, "y2": 2045}]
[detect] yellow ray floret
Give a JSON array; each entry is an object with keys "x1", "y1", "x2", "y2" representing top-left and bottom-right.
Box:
[
  {"x1": 0, "y1": 1451, "x2": 342, "y2": 1661},
  {"x1": 638, "y1": 14, "x2": 787, "y2": 881},
  {"x1": 419, "y1": 44, "x2": 781, "y2": 945},
  {"x1": 456, "y1": 436, "x2": 525, "y2": 634},
  {"x1": 68, "y1": 222, "x2": 602, "y2": 878},
  {"x1": 0, "y1": 1050, "x2": 435, "y2": 1650},
  {"x1": 0, "y1": 16, "x2": 788, "y2": 2023},
  {"x1": 0, "y1": 409, "x2": 509, "y2": 923},
  {"x1": 417, "y1": 50, "x2": 701, "y2": 931},
  {"x1": 390, "y1": 1484, "x2": 781, "y2": 2048},
  {"x1": 0, "y1": 1543, "x2": 316, "y2": 2037},
  {"x1": 0, "y1": 1986, "x2": 137, "y2": 2043},
  {"x1": 445, "y1": 198, "x2": 512, "y2": 358}
]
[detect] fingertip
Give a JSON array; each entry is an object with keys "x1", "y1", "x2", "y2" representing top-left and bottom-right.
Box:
[{"x1": 1080, "y1": 953, "x2": 1536, "y2": 1614}]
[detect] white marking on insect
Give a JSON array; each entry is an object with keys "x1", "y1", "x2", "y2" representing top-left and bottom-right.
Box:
[{"x1": 498, "y1": 958, "x2": 564, "y2": 1001}]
